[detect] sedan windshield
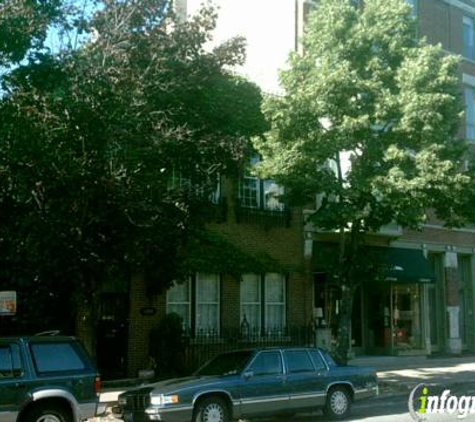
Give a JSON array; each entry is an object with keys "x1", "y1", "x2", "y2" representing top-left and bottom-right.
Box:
[{"x1": 195, "y1": 350, "x2": 253, "y2": 376}]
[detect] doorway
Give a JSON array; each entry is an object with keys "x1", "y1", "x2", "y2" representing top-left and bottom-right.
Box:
[{"x1": 96, "y1": 293, "x2": 129, "y2": 379}]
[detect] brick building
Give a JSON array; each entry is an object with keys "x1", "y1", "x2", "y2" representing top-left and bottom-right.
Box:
[
  {"x1": 306, "y1": 0, "x2": 475, "y2": 357},
  {"x1": 179, "y1": 0, "x2": 475, "y2": 359},
  {"x1": 85, "y1": 172, "x2": 312, "y2": 379},
  {"x1": 124, "y1": 176, "x2": 311, "y2": 377},
  {"x1": 310, "y1": 0, "x2": 475, "y2": 357},
  {"x1": 86, "y1": 0, "x2": 475, "y2": 378}
]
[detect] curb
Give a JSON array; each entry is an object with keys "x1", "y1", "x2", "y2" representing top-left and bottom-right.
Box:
[{"x1": 378, "y1": 380, "x2": 475, "y2": 397}]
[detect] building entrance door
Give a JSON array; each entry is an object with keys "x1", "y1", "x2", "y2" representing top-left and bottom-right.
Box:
[
  {"x1": 365, "y1": 283, "x2": 391, "y2": 354},
  {"x1": 96, "y1": 293, "x2": 129, "y2": 379},
  {"x1": 391, "y1": 284, "x2": 423, "y2": 352}
]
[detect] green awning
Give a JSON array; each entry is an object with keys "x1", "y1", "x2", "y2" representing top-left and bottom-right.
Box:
[
  {"x1": 380, "y1": 247, "x2": 436, "y2": 283},
  {"x1": 313, "y1": 243, "x2": 436, "y2": 284}
]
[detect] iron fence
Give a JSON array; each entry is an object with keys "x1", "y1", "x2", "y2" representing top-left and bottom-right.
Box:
[{"x1": 152, "y1": 325, "x2": 317, "y2": 377}]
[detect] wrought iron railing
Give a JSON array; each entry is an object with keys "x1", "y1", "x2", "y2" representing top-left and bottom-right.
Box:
[
  {"x1": 235, "y1": 205, "x2": 291, "y2": 228},
  {"x1": 151, "y1": 326, "x2": 315, "y2": 377}
]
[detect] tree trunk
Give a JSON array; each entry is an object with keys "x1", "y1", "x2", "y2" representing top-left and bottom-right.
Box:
[
  {"x1": 334, "y1": 220, "x2": 361, "y2": 365},
  {"x1": 335, "y1": 284, "x2": 354, "y2": 364}
]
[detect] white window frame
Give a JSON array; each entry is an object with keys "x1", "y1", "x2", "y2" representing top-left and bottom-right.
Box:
[
  {"x1": 464, "y1": 16, "x2": 475, "y2": 60},
  {"x1": 264, "y1": 273, "x2": 287, "y2": 335},
  {"x1": 168, "y1": 169, "x2": 221, "y2": 204},
  {"x1": 166, "y1": 280, "x2": 191, "y2": 333},
  {"x1": 195, "y1": 273, "x2": 221, "y2": 335},
  {"x1": 166, "y1": 273, "x2": 221, "y2": 336},
  {"x1": 240, "y1": 273, "x2": 287, "y2": 336},
  {"x1": 240, "y1": 273, "x2": 262, "y2": 335},
  {"x1": 239, "y1": 155, "x2": 285, "y2": 211}
]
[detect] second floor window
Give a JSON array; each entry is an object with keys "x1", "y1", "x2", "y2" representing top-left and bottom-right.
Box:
[
  {"x1": 406, "y1": 0, "x2": 417, "y2": 16},
  {"x1": 464, "y1": 87, "x2": 475, "y2": 142},
  {"x1": 167, "y1": 169, "x2": 221, "y2": 204},
  {"x1": 239, "y1": 155, "x2": 285, "y2": 211},
  {"x1": 464, "y1": 16, "x2": 475, "y2": 60}
]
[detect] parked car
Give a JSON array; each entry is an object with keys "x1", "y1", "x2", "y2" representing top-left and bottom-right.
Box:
[
  {"x1": 118, "y1": 347, "x2": 378, "y2": 422},
  {"x1": 0, "y1": 336, "x2": 100, "y2": 422}
]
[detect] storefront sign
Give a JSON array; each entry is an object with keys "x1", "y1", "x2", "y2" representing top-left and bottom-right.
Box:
[{"x1": 0, "y1": 291, "x2": 17, "y2": 315}]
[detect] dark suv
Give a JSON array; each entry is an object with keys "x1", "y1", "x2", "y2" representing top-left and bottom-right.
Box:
[{"x1": 0, "y1": 336, "x2": 100, "y2": 422}]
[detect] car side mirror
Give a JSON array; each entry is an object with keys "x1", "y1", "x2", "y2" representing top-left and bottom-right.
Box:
[{"x1": 243, "y1": 371, "x2": 254, "y2": 380}]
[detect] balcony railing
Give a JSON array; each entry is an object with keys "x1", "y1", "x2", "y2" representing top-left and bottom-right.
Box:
[{"x1": 235, "y1": 205, "x2": 291, "y2": 228}]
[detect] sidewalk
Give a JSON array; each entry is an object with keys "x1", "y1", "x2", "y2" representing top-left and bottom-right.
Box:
[
  {"x1": 97, "y1": 354, "x2": 475, "y2": 411},
  {"x1": 351, "y1": 354, "x2": 475, "y2": 395}
]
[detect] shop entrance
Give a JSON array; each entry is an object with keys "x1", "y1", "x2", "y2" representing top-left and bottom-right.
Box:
[
  {"x1": 391, "y1": 284, "x2": 423, "y2": 352},
  {"x1": 365, "y1": 283, "x2": 391, "y2": 354},
  {"x1": 364, "y1": 282, "x2": 423, "y2": 355}
]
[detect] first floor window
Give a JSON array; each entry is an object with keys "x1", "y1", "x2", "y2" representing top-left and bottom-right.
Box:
[
  {"x1": 240, "y1": 273, "x2": 286, "y2": 336},
  {"x1": 167, "y1": 273, "x2": 220, "y2": 336},
  {"x1": 196, "y1": 273, "x2": 220, "y2": 334}
]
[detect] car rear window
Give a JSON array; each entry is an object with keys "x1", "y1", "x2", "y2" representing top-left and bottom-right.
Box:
[
  {"x1": 284, "y1": 350, "x2": 315, "y2": 373},
  {"x1": 30, "y1": 342, "x2": 88, "y2": 374},
  {"x1": 0, "y1": 344, "x2": 22, "y2": 378},
  {"x1": 309, "y1": 350, "x2": 327, "y2": 370},
  {"x1": 320, "y1": 350, "x2": 338, "y2": 367}
]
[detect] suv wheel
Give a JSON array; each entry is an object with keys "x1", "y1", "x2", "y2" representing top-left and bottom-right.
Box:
[
  {"x1": 323, "y1": 386, "x2": 351, "y2": 420},
  {"x1": 26, "y1": 406, "x2": 72, "y2": 422},
  {"x1": 194, "y1": 396, "x2": 229, "y2": 422}
]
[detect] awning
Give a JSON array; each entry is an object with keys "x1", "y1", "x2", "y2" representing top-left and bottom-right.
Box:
[
  {"x1": 376, "y1": 247, "x2": 436, "y2": 284},
  {"x1": 312, "y1": 243, "x2": 436, "y2": 284}
]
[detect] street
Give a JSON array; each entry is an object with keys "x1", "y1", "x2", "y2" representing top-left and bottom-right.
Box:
[{"x1": 98, "y1": 385, "x2": 475, "y2": 422}]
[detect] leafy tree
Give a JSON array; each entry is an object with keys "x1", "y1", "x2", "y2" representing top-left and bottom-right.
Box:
[
  {"x1": 0, "y1": 0, "x2": 63, "y2": 66},
  {"x1": 255, "y1": 0, "x2": 470, "y2": 361},
  {"x1": 0, "y1": 0, "x2": 266, "y2": 338}
]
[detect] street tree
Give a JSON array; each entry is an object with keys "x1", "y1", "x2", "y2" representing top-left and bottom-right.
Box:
[
  {"x1": 255, "y1": 0, "x2": 471, "y2": 361},
  {"x1": 0, "y1": 0, "x2": 63, "y2": 66},
  {"x1": 0, "y1": 0, "x2": 266, "y2": 336}
]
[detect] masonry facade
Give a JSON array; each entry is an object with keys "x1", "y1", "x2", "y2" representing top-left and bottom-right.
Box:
[
  {"x1": 85, "y1": 0, "x2": 475, "y2": 378},
  {"x1": 85, "y1": 172, "x2": 312, "y2": 378}
]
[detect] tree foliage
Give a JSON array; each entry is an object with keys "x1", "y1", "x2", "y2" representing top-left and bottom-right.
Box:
[
  {"x1": 0, "y1": 0, "x2": 63, "y2": 65},
  {"x1": 255, "y1": 0, "x2": 471, "y2": 360},
  {"x1": 0, "y1": 0, "x2": 266, "y2": 333}
]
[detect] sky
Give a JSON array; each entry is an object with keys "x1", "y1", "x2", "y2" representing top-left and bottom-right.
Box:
[{"x1": 44, "y1": 0, "x2": 98, "y2": 54}]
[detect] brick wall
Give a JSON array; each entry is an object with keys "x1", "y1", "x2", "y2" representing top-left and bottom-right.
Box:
[{"x1": 124, "y1": 180, "x2": 311, "y2": 377}]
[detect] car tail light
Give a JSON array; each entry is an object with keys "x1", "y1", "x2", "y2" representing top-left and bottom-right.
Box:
[{"x1": 94, "y1": 376, "x2": 101, "y2": 395}]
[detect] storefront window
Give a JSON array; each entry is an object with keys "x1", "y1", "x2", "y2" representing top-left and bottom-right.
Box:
[{"x1": 391, "y1": 284, "x2": 422, "y2": 350}]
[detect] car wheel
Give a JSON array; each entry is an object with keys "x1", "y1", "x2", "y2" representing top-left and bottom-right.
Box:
[
  {"x1": 194, "y1": 396, "x2": 229, "y2": 422},
  {"x1": 25, "y1": 406, "x2": 72, "y2": 422},
  {"x1": 324, "y1": 386, "x2": 352, "y2": 420}
]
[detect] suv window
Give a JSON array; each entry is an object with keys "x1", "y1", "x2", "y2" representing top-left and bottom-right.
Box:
[
  {"x1": 248, "y1": 351, "x2": 282, "y2": 376},
  {"x1": 284, "y1": 350, "x2": 315, "y2": 373},
  {"x1": 30, "y1": 342, "x2": 86, "y2": 374},
  {"x1": 0, "y1": 344, "x2": 22, "y2": 378}
]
